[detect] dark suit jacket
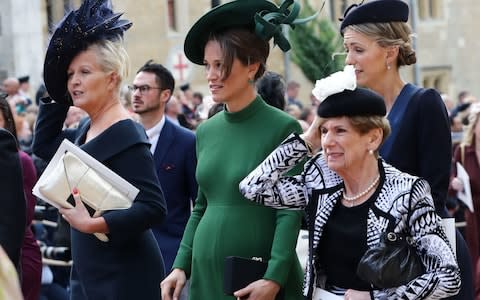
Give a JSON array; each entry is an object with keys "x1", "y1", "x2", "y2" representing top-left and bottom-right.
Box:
[
  {"x1": 33, "y1": 100, "x2": 167, "y2": 300},
  {"x1": 151, "y1": 118, "x2": 197, "y2": 271},
  {"x1": 380, "y1": 85, "x2": 474, "y2": 300},
  {"x1": 381, "y1": 86, "x2": 451, "y2": 217},
  {"x1": 0, "y1": 129, "x2": 26, "y2": 268}
]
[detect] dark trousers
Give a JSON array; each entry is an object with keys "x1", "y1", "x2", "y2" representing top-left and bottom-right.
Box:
[
  {"x1": 447, "y1": 230, "x2": 474, "y2": 300},
  {"x1": 39, "y1": 283, "x2": 69, "y2": 300}
]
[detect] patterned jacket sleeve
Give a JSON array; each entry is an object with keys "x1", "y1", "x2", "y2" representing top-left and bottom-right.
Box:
[
  {"x1": 239, "y1": 133, "x2": 312, "y2": 209},
  {"x1": 378, "y1": 178, "x2": 461, "y2": 299}
]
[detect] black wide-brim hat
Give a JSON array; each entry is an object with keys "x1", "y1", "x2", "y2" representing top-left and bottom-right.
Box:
[
  {"x1": 43, "y1": 0, "x2": 132, "y2": 105},
  {"x1": 317, "y1": 88, "x2": 386, "y2": 118},
  {"x1": 184, "y1": 0, "x2": 277, "y2": 65},
  {"x1": 340, "y1": 0, "x2": 409, "y2": 34}
]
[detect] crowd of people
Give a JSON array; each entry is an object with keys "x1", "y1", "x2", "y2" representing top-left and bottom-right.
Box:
[{"x1": 1, "y1": 0, "x2": 480, "y2": 299}]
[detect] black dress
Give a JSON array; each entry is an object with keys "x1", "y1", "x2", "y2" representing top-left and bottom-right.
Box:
[{"x1": 33, "y1": 100, "x2": 167, "y2": 300}]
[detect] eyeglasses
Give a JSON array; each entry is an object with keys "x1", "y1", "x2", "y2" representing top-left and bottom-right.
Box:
[{"x1": 128, "y1": 85, "x2": 162, "y2": 94}]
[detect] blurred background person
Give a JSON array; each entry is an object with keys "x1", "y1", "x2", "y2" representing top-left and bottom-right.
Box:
[
  {"x1": 165, "y1": 94, "x2": 183, "y2": 126},
  {"x1": 63, "y1": 106, "x2": 87, "y2": 129},
  {"x1": 256, "y1": 71, "x2": 286, "y2": 111},
  {"x1": 192, "y1": 91, "x2": 204, "y2": 120},
  {"x1": 15, "y1": 114, "x2": 34, "y2": 152},
  {"x1": 0, "y1": 96, "x2": 41, "y2": 300},
  {"x1": 2, "y1": 77, "x2": 30, "y2": 114},
  {"x1": 0, "y1": 126, "x2": 26, "y2": 277},
  {"x1": 450, "y1": 103, "x2": 480, "y2": 298},
  {"x1": 196, "y1": 95, "x2": 215, "y2": 121},
  {"x1": 175, "y1": 89, "x2": 195, "y2": 130},
  {"x1": 18, "y1": 75, "x2": 33, "y2": 106},
  {"x1": 179, "y1": 83, "x2": 197, "y2": 127},
  {"x1": 119, "y1": 84, "x2": 136, "y2": 118},
  {"x1": 286, "y1": 80, "x2": 303, "y2": 109}
]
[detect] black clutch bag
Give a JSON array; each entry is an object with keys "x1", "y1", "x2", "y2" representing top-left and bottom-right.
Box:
[{"x1": 223, "y1": 256, "x2": 284, "y2": 300}]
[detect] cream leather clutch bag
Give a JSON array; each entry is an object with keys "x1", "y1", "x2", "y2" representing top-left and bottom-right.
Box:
[
  {"x1": 37, "y1": 151, "x2": 133, "y2": 242},
  {"x1": 38, "y1": 151, "x2": 132, "y2": 212},
  {"x1": 33, "y1": 139, "x2": 139, "y2": 242}
]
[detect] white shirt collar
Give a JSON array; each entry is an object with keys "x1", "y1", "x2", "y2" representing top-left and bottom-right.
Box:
[{"x1": 145, "y1": 115, "x2": 165, "y2": 154}]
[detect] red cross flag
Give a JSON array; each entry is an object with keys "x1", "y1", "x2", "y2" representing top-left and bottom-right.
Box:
[{"x1": 167, "y1": 47, "x2": 192, "y2": 82}]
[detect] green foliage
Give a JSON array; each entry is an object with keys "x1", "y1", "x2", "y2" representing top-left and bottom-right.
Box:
[{"x1": 289, "y1": 1, "x2": 344, "y2": 83}]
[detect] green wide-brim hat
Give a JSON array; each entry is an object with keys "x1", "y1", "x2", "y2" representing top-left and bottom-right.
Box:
[{"x1": 184, "y1": 0, "x2": 277, "y2": 65}]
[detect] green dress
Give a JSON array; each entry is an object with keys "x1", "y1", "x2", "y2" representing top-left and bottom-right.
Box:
[{"x1": 173, "y1": 96, "x2": 304, "y2": 299}]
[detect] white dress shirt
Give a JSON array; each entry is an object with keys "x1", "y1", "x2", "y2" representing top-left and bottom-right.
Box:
[{"x1": 145, "y1": 116, "x2": 165, "y2": 154}]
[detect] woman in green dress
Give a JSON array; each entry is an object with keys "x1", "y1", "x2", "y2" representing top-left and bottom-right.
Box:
[{"x1": 160, "y1": 1, "x2": 315, "y2": 299}]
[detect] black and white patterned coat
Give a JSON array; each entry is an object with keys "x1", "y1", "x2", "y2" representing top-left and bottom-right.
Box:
[{"x1": 239, "y1": 134, "x2": 460, "y2": 300}]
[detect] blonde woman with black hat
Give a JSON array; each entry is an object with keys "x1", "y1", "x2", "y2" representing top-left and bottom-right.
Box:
[
  {"x1": 161, "y1": 1, "x2": 316, "y2": 299},
  {"x1": 240, "y1": 67, "x2": 460, "y2": 299},
  {"x1": 340, "y1": 1, "x2": 473, "y2": 299},
  {"x1": 32, "y1": 0, "x2": 167, "y2": 298}
]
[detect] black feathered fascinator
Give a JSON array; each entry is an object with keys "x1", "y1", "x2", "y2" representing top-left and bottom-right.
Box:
[{"x1": 43, "y1": 0, "x2": 132, "y2": 105}]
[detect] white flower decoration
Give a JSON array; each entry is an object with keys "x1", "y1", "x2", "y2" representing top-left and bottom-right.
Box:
[
  {"x1": 470, "y1": 102, "x2": 480, "y2": 115},
  {"x1": 311, "y1": 65, "x2": 357, "y2": 102},
  {"x1": 468, "y1": 102, "x2": 480, "y2": 123}
]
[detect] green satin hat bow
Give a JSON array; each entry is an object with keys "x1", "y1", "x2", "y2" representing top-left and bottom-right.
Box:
[{"x1": 254, "y1": 0, "x2": 319, "y2": 52}]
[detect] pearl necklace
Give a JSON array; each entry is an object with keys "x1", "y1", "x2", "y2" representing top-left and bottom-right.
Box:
[{"x1": 343, "y1": 174, "x2": 380, "y2": 203}]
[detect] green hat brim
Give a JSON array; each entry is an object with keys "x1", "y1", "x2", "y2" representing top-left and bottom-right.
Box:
[{"x1": 184, "y1": 0, "x2": 277, "y2": 65}]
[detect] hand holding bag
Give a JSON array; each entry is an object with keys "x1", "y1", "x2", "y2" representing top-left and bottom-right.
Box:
[
  {"x1": 38, "y1": 151, "x2": 133, "y2": 211},
  {"x1": 38, "y1": 152, "x2": 132, "y2": 212},
  {"x1": 38, "y1": 151, "x2": 133, "y2": 242},
  {"x1": 224, "y1": 256, "x2": 284, "y2": 300},
  {"x1": 33, "y1": 139, "x2": 138, "y2": 242}
]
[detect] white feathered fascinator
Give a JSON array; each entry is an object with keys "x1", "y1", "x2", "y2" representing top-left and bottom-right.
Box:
[{"x1": 311, "y1": 65, "x2": 356, "y2": 102}]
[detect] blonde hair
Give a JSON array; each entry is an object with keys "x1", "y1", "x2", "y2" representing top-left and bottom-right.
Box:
[
  {"x1": 346, "y1": 22, "x2": 416, "y2": 67},
  {"x1": 461, "y1": 106, "x2": 480, "y2": 147},
  {"x1": 89, "y1": 39, "x2": 130, "y2": 94}
]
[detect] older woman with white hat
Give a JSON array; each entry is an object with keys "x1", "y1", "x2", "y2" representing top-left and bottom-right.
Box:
[{"x1": 241, "y1": 67, "x2": 460, "y2": 299}]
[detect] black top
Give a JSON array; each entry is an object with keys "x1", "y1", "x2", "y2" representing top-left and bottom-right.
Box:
[{"x1": 317, "y1": 188, "x2": 380, "y2": 291}]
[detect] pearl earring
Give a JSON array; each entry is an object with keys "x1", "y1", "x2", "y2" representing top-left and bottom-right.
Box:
[
  {"x1": 387, "y1": 64, "x2": 391, "y2": 70},
  {"x1": 369, "y1": 149, "x2": 374, "y2": 155}
]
